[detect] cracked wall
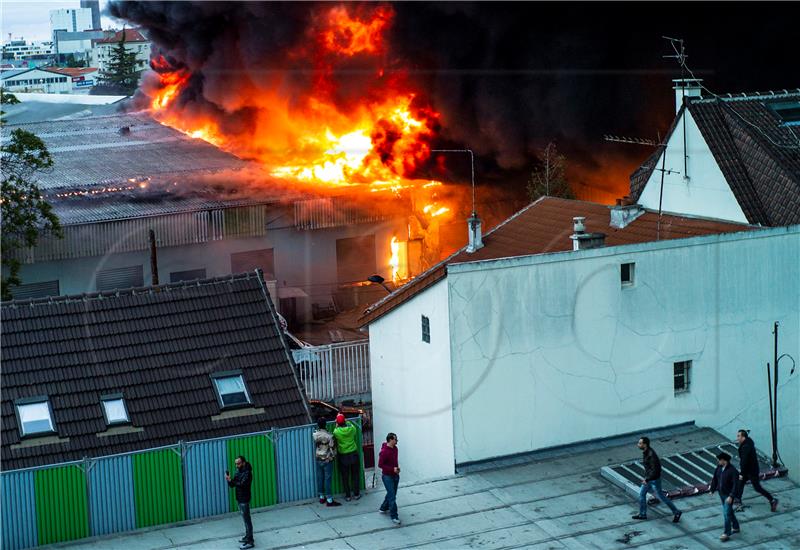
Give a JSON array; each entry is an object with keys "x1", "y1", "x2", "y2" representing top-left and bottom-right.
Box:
[{"x1": 448, "y1": 229, "x2": 799, "y2": 479}]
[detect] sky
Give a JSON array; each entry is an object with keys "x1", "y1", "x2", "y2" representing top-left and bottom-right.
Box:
[{"x1": 1, "y1": 0, "x2": 120, "y2": 42}]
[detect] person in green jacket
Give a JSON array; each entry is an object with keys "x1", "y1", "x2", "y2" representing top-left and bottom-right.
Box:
[{"x1": 333, "y1": 413, "x2": 360, "y2": 501}]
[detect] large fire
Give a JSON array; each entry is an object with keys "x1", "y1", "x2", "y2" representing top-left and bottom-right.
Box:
[{"x1": 148, "y1": 4, "x2": 442, "y2": 194}]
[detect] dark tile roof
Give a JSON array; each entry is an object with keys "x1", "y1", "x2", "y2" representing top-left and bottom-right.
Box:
[
  {"x1": 359, "y1": 197, "x2": 752, "y2": 326},
  {"x1": 1, "y1": 272, "x2": 311, "y2": 470},
  {"x1": 629, "y1": 90, "x2": 800, "y2": 227},
  {"x1": 94, "y1": 29, "x2": 148, "y2": 44}
]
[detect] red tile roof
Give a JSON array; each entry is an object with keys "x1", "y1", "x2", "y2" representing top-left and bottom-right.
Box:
[
  {"x1": 359, "y1": 197, "x2": 752, "y2": 326},
  {"x1": 46, "y1": 67, "x2": 98, "y2": 77},
  {"x1": 94, "y1": 28, "x2": 148, "y2": 44}
]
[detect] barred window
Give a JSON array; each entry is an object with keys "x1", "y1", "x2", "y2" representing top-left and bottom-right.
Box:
[{"x1": 674, "y1": 361, "x2": 691, "y2": 394}]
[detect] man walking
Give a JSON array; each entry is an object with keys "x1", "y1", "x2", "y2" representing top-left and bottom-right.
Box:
[
  {"x1": 710, "y1": 452, "x2": 741, "y2": 542},
  {"x1": 631, "y1": 437, "x2": 682, "y2": 523},
  {"x1": 226, "y1": 455, "x2": 254, "y2": 549},
  {"x1": 313, "y1": 417, "x2": 341, "y2": 507},
  {"x1": 378, "y1": 432, "x2": 401, "y2": 525},
  {"x1": 333, "y1": 413, "x2": 361, "y2": 501},
  {"x1": 736, "y1": 429, "x2": 778, "y2": 512}
]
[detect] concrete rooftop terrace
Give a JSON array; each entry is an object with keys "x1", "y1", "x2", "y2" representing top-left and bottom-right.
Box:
[{"x1": 47, "y1": 425, "x2": 798, "y2": 550}]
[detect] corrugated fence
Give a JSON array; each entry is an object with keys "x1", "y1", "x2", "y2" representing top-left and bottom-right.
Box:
[{"x1": 0, "y1": 420, "x2": 364, "y2": 550}]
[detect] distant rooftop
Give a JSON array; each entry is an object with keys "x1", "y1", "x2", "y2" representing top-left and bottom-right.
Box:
[
  {"x1": 93, "y1": 28, "x2": 148, "y2": 44},
  {"x1": 360, "y1": 197, "x2": 752, "y2": 325}
]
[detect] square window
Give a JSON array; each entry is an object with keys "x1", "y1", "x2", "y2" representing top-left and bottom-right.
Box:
[
  {"x1": 621, "y1": 262, "x2": 635, "y2": 286},
  {"x1": 674, "y1": 361, "x2": 691, "y2": 394},
  {"x1": 421, "y1": 315, "x2": 431, "y2": 343},
  {"x1": 101, "y1": 396, "x2": 129, "y2": 425},
  {"x1": 16, "y1": 399, "x2": 56, "y2": 436},
  {"x1": 212, "y1": 373, "x2": 252, "y2": 408}
]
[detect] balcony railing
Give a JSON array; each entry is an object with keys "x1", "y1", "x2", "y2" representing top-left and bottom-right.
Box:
[{"x1": 292, "y1": 340, "x2": 371, "y2": 401}]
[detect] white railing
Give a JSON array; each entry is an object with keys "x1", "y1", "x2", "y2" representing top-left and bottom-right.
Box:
[{"x1": 293, "y1": 340, "x2": 371, "y2": 401}]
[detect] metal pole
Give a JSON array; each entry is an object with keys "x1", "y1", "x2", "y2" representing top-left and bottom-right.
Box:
[
  {"x1": 149, "y1": 229, "x2": 159, "y2": 285},
  {"x1": 772, "y1": 322, "x2": 779, "y2": 467}
]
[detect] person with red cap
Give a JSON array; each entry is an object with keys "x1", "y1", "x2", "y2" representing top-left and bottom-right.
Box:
[{"x1": 333, "y1": 413, "x2": 360, "y2": 501}]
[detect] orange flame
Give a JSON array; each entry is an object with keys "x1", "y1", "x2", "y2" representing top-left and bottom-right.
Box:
[
  {"x1": 147, "y1": 5, "x2": 452, "y2": 220},
  {"x1": 389, "y1": 236, "x2": 400, "y2": 281}
]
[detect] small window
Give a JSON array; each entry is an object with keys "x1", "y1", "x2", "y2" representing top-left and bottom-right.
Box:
[
  {"x1": 212, "y1": 372, "x2": 252, "y2": 408},
  {"x1": 16, "y1": 398, "x2": 56, "y2": 436},
  {"x1": 169, "y1": 268, "x2": 207, "y2": 283},
  {"x1": 621, "y1": 262, "x2": 635, "y2": 286},
  {"x1": 674, "y1": 361, "x2": 691, "y2": 394},
  {"x1": 421, "y1": 315, "x2": 431, "y2": 343},
  {"x1": 101, "y1": 394, "x2": 129, "y2": 425}
]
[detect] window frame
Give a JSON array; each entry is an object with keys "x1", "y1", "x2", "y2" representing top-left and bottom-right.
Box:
[
  {"x1": 100, "y1": 393, "x2": 130, "y2": 426},
  {"x1": 621, "y1": 262, "x2": 635, "y2": 286},
  {"x1": 210, "y1": 370, "x2": 253, "y2": 409},
  {"x1": 421, "y1": 315, "x2": 431, "y2": 344},
  {"x1": 673, "y1": 360, "x2": 692, "y2": 395},
  {"x1": 14, "y1": 396, "x2": 57, "y2": 438}
]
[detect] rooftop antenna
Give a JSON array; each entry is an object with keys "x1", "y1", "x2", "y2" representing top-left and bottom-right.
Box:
[
  {"x1": 431, "y1": 149, "x2": 482, "y2": 252},
  {"x1": 602, "y1": 134, "x2": 677, "y2": 240},
  {"x1": 663, "y1": 36, "x2": 690, "y2": 180}
]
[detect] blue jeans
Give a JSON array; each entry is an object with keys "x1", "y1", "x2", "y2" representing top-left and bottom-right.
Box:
[
  {"x1": 380, "y1": 474, "x2": 400, "y2": 519},
  {"x1": 720, "y1": 494, "x2": 739, "y2": 535},
  {"x1": 238, "y1": 502, "x2": 253, "y2": 543},
  {"x1": 316, "y1": 459, "x2": 333, "y2": 500},
  {"x1": 639, "y1": 478, "x2": 679, "y2": 516}
]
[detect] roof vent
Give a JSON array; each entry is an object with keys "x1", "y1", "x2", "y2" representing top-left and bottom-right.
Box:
[
  {"x1": 673, "y1": 78, "x2": 703, "y2": 112},
  {"x1": 118, "y1": 126, "x2": 131, "y2": 135},
  {"x1": 570, "y1": 216, "x2": 605, "y2": 250},
  {"x1": 466, "y1": 212, "x2": 483, "y2": 253},
  {"x1": 610, "y1": 204, "x2": 645, "y2": 229}
]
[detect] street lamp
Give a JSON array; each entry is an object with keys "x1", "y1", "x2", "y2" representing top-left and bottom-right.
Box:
[{"x1": 367, "y1": 274, "x2": 391, "y2": 294}]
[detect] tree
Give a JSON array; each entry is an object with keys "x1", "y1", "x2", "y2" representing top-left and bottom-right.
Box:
[
  {"x1": 1, "y1": 129, "x2": 62, "y2": 300},
  {"x1": 526, "y1": 142, "x2": 575, "y2": 203},
  {"x1": 95, "y1": 30, "x2": 142, "y2": 95}
]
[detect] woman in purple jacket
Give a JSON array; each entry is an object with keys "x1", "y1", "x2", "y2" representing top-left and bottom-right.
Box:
[{"x1": 378, "y1": 432, "x2": 401, "y2": 524}]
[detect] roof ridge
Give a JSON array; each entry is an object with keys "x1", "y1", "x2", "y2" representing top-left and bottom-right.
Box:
[
  {"x1": 692, "y1": 88, "x2": 800, "y2": 103},
  {"x1": 1, "y1": 271, "x2": 263, "y2": 309}
]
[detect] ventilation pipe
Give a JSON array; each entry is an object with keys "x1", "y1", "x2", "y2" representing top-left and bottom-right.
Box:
[
  {"x1": 466, "y1": 212, "x2": 483, "y2": 253},
  {"x1": 570, "y1": 216, "x2": 605, "y2": 250}
]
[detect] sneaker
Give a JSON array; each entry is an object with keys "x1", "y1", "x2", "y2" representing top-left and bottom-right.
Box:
[
  {"x1": 392, "y1": 518, "x2": 401, "y2": 524},
  {"x1": 326, "y1": 500, "x2": 342, "y2": 507},
  {"x1": 239, "y1": 537, "x2": 248, "y2": 543},
  {"x1": 240, "y1": 543, "x2": 255, "y2": 550},
  {"x1": 672, "y1": 511, "x2": 682, "y2": 523},
  {"x1": 354, "y1": 493, "x2": 362, "y2": 500},
  {"x1": 319, "y1": 497, "x2": 326, "y2": 504},
  {"x1": 732, "y1": 528, "x2": 740, "y2": 534},
  {"x1": 379, "y1": 509, "x2": 388, "y2": 514},
  {"x1": 345, "y1": 496, "x2": 352, "y2": 502},
  {"x1": 719, "y1": 534, "x2": 730, "y2": 542},
  {"x1": 771, "y1": 499, "x2": 779, "y2": 512},
  {"x1": 631, "y1": 514, "x2": 647, "y2": 520}
]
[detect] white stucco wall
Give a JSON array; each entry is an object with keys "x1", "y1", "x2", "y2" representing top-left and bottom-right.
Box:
[
  {"x1": 447, "y1": 227, "x2": 800, "y2": 478},
  {"x1": 638, "y1": 109, "x2": 749, "y2": 223},
  {"x1": 368, "y1": 279, "x2": 456, "y2": 483}
]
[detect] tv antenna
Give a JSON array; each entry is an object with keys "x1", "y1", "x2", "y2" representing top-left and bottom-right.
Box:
[{"x1": 663, "y1": 36, "x2": 691, "y2": 180}]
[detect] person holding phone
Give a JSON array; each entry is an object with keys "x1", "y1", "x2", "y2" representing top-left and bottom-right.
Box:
[{"x1": 226, "y1": 455, "x2": 254, "y2": 549}]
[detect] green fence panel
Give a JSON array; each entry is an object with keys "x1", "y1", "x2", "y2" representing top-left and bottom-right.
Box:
[
  {"x1": 34, "y1": 465, "x2": 89, "y2": 545},
  {"x1": 226, "y1": 433, "x2": 278, "y2": 512},
  {"x1": 133, "y1": 448, "x2": 185, "y2": 528},
  {"x1": 330, "y1": 420, "x2": 366, "y2": 495}
]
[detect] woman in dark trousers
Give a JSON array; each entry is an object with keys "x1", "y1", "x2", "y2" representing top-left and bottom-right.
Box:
[{"x1": 378, "y1": 432, "x2": 401, "y2": 524}]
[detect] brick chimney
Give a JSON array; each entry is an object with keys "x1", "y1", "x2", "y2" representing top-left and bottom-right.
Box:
[
  {"x1": 672, "y1": 78, "x2": 703, "y2": 113},
  {"x1": 570, "y1": 216, "x2": 605, "y2": 250}
]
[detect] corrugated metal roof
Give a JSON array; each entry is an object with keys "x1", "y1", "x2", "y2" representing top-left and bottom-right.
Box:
[{"x1": 359, "y1": 197, "x2": 753, "y2": 326}]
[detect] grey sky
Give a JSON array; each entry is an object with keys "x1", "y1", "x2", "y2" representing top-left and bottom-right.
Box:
[{"x1": 1, "y1": 0, "x2": 122, "y2": 42}]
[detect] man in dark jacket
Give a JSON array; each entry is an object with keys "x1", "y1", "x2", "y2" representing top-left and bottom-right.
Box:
[
  {"x1": 378, "y1": 432, "x2": 401, "y2": 524},
  {"x1": 226, "y1": 455, "x2": 254, "y2": 549},
  {"x1": 736, "y1": 429, "x2": 778, "y2": 512},
  {"x1": 631, "y1": 437, "x2": 682, "y2": 522},
  {"x1": 711, "y1": 452, "x2": 741, "y2": 542}
]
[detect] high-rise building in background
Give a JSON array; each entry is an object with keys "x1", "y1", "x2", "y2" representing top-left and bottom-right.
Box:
[
  {"x1": 49, "y1": 8, "x2": 94, "y2": 42},
  {"x1": 80, "y1": 0, "x2": 102, "y2": 31}
]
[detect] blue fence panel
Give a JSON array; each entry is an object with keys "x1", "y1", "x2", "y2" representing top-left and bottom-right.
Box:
[
  {"x1": 88, "y1": 455, "x2": 136, "y2": 537},
  {"x1": 1, "y1": 470, "x2": 38, "y2": 550},
  {"x1": 184, "y1": 439, "x2": 228, "y2": 519},
  {"x1": 276, "y1": 424, "x2": 317, "y2": 503}
]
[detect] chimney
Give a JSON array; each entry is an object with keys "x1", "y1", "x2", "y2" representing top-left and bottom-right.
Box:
[
  {"x1": 570, "y1": 216, "x2": 605, "y2": 250},
  {"x1": 466, "y1": 211, "x2": 483, "y2": 253},
  {"x1": 609, "y1": 204, "x2": 645, "y2": 229},
  {"x1": 672, "y1": 78, "x2": 703, "y2": 113}
]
